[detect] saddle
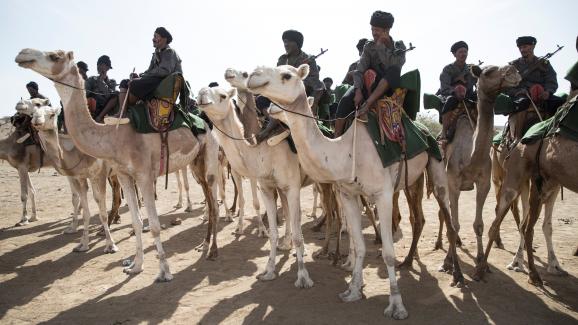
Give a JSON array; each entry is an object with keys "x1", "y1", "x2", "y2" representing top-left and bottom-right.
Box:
[
  {"x1": 146, "y1": 73, "x2": 183, "y2": 132},
  {"x1": 443, "y1": 100, "x2": 478, "y2": 143}
]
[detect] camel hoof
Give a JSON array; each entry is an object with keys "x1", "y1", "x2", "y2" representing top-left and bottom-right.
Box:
[
  {"x1": 72, "y1": 244, "x2": 89, "y2": 252},
  {"x1": 174, "y1": 203, "x2": 183, "y2": 209},
  {"x1": 155, "y1": 272, "x2": 173, "y2": 282},
  {"x1": 506, "y1": 261, "x2": 525, "y2": 273},
  {"x1": 15, "y1": 220, "x2": 29, "y2": 227},
  {"x1": 312, "y1": 249, "x2": 329, "y2": 260},
  {"x1": 438, "y1": 262, "x2": 453, "y2": 274},
  {"x1": 195, "y1": 241, "x2": 209, "y2": 252},
  {"x1": 123, "y1": 266, "x2": 143, "y2": 275},
  {"x1": 63, "y1": 227, "x2": 78, "y2": 234},
  {"x1": 224, "y1": 216, "x2": 234, "y2": 223},
  {"x1": 547, "y1": 265, "x2": 568, "y2": 276},
  {"x1": 528, "y1": 273, "x2": 543, "y2": 287},
  {"x1": 257, "y1": 228, "x2": 269, "y2": 238},
  {"x1": 257, "y1": 271, "x2": 277, "y2": 281},
  {"x1": 450, "y1": 274, "x2": 465, "y2": 288},
  {"x1": 472, "y1": 264, "x2": 488, "y2": 282},
  {"x1": 295, "y1": 276, "x2": 314, "y2": 289},
  {"x1": 185, "y1": 206, "x2": 194, "y2": 213},
  {"x1": 338, "y1": 289, "x2": 362, "y2": 302},
  {"x1": 384, "y1": 302, "x2": 408, "y2": 320},
  {"x1": 206, "y1": 249, "x2": 219, "y2": 260},
  {"x1": 29, "y1": 217, "x2": 38, "y2": 222},
  {"x1": 397, "y1": 258, "x2": 413, "y2": 269},
  {"x1": 307, "y1": 213, "x2": 317, "y2": 219},
  {"x1": 233, "y1": 227, "x2": 244, "y2": 236},
  {"x1": 104, "y1": 244, "x2": 119, "y2": 254},
  {"x1": 456, "y1": 236, "x2": 463, "y2": 247},
  {"x1": 143, "y1": 226, "x2": 150, "y2": 233},
  {"x1": 493, "y1": 240, "x2": 505, "y2": 249}
]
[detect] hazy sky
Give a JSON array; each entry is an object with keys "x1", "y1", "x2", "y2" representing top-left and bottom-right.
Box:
[{"x1": 1, "y1": 0, "x2": 576, "y2": 125}]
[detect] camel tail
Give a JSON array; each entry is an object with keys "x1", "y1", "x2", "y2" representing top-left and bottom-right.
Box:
[{"x1": 425, "y1": 171, "x2": 433, "y2": 199}]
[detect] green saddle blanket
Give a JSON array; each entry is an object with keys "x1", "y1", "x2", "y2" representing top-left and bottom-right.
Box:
[
  {"x1": 366, "y1": 111, "x2": 442, "y2": 168},
  {"x1": 128, "y1": 104, "x2": 206, "y2": 135},
  {"x1": 522, "y1": 96, "x2": 578, "y2": 144},
  {"x1": 492, "y1": 132, "x2": 503, "y2": 145}
]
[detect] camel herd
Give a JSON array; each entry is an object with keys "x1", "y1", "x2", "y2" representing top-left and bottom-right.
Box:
[{"x1": 1, "y1": 47, "x2": 574, "y2": 320}]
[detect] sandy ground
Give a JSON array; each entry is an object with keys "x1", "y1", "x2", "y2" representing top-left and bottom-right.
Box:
[{"x1": 0, "y1": 149, "x2": 577, "y2": 324}]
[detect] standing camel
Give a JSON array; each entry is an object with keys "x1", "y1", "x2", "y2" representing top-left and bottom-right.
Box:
[
  {"x1": 16, "y1": 48, "x2": 220, "y2": 282},
  {"x1": 247, "y1": 64, "x2": 464, "y2": 320}
]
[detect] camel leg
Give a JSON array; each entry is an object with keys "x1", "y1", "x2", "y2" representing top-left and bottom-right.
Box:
[
  {"x1": 525, "y1": 184, "x2": 544, "y2": 286},
  {"x1": 507, "y1": 181, "x2": 531, "y2": 272},
  {"x1": 27, "y1": 173, "x2": 38, "y2": 222},
  {"x1": 138, "y1": 175, "x2": 173, "y2": 281},
  {"x1": 232, "y1": 171, "x2": 247, "y2": 235},
  {"x1": 434, "y1": 210, "x2": 444, "y2": 250},
  {"x1": 72, "y1": 179, "x2": 92, "y2": 252},
  {"x1": 64, "y1": 177, "x2": 81, "y2": 234},
  {"x1": 473, "y1": 184, "x2": 520, "y2": 281},
  {"x1": 308, "y1": 184, "x2": 319, "y2": 218},
  {"x1": 313, "y1": 184, "x2": 334, "y2": 258},
  {"x1": 333, "y1": 206, "x2": 344, "y2": 266},
  {"x1": 392, "y1": 192, "x2": 403, "y2": 243},
  {"x1": 107, "y1": 176, "x2": 121, "y2": 225},
  {"x1": 278, "y1": 191, "x2": 293, "y2": 251},
  {"x1": 338, "y1": 192, "x2": 365, "y2": 303},
  {"x1": 250, "y1": 178, "x2": 267, "y2": 237},
  {"x1": 175, "y1": 170, "x2": 184, "y2": 209},
  {"x1": 428, "y1": 159, "x2": 464, "y2": 286},
  {"x1": 341, "y1": 200, "x2": 355, "y2": 272},
  {"x1": 257, "y1": 186, "x2": 280, "y2": 281},
  {"x1": 181, "y1": 167, "x2": 193, "y2": 212},
  {"x1": 375, "y1": 190, "x2": 409, "y2": 320},
  {"x1": 285, "y1": 187, "x2": 313, "y2": 288},
  {"x1": 399, "y1": 175, "x2": 425, "y2": 268},
  {"x1": 230, "y1": 169, "x2": 238, "y2": 214},
  {"x1": 117, "y1": 175, "x2": 145, "y2": 275},
  {"x1": 16, "y1": 168, "x2": 30, "y2": 225},
  {"x1": 474, "y1": 174, "x2": 491, "y2": 262},
  {"x1": 542, "y1": 188, "x2": 567, "y2": 275},
  {"x1": 361, "y1": 195, "x2": 381, "y2": 244},
  {"x1": 90, "y1": 174, "x2": 118, "y2": 253},
  {"x1": 217, "y1": 162, "x2": 232, "y2": 222}
]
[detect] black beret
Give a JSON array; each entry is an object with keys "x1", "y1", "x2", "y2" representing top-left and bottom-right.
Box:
[
  {"x1": 155, "y1": 27, "x2": 173, "y2": 44},
  {"x1": 451, "y1": 41, "x2": 468, "y2": 53},
  {"x1": 370, "y1": 11, "x2": 394, "y2": 29},
  {"x1": 356, "y1": 38, "x2": 368, "y2": 52},
  {"x1": 323, "y1": 77, "x2": 333, "y2": 83},
  {"x1": 208, "y1": 82, "x2": 219, "y2": 87},
  {"x1": 97, "y1": 55, "x2": 112, "y2": 69},
  {"x1": 26, "y1": 81, "x2": 38, "y2": 90},
  {"x1": 77, "y1": 61, "x2": 89, "y2": 71},
  {"x1": 282, "y1": 29, "x2": 304, "y2": 49},
  {"x1": 516, "y1": 36, "x2": 537, "y2": 47}
]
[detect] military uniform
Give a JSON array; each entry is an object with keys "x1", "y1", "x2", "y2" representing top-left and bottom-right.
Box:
[
  {"x1": 336, "y1": 38, "x2": 406, "y2": 119},
  {"x1": 505, "y1": 57, "x2": 564, "y2": 115},
  {"x1": 85, "y1": 76, "x2": 117, "y2": 115},
  {"x1": 130, "y1": 45, "x2": 183, "y2": 100},
  {"x1": 277, "y1": 51, "x2": 324, "y2": 95},
  {"x1": 437, "y1": 62, "x2": 477, "y2": 114},
  {"x1": 342, "y1": 61, "x2": 358, "y2": 85}
]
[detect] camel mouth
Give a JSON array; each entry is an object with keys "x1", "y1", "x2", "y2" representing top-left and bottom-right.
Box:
[
  {"x1": 197, "y1": 100, "x2": 213, "y2": 107},
  {"x1": 247, "y1": 80, "x2": 269, "y2": 91},
  {"x1": 16, "y1": 59, "x2": 36, "y2": 67}
]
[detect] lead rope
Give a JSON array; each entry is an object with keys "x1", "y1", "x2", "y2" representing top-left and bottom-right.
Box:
[
  {"x1": 524, "y1": 90, "x2": 544, "y2": 122},
  {"x1": 351, "y1": 114, "x2": 358, "y2": 182}
]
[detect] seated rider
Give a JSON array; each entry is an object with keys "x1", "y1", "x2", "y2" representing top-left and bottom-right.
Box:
[
  {"x1": 334, "y1": 11, "x2": 406, "y2": 137},
  {"x1": 255, "y1": 29, "x2": 325, "y2": 144},
  {"x1": 86, "y1": 55, "x2": 118, "y2": 123},
  {"x1": 436, "y1": 41, "x2": 477, "y2": 144},
  {"x1": 106, "y1": 27, "x2": 182, "y2": 125},
  {"x1": 505, "y1": 36, "x2": 565, "y2": 119},
  {"x1": 342, "y1": 38, "x2": 368, "y2": 86}
]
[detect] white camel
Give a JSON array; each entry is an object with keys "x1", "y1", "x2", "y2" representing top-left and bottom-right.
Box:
[
  {"x1": 247, "y1": 64, "x2": 463, "y2": 320},
  {"x1": 17, "y1": 48, "x2": 220, "y2": 282}
]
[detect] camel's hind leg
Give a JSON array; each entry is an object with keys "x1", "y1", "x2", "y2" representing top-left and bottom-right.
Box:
[
  {"x1": 72, "y1": 178, "x2": 92, "y2": 253},
  {"x1": 507, "y1": 181, "x2": 530, "y2": 272},
  {"x1": 117, "y1": 175, "x2": 145, "y2": 275},
  {"x1": 542, "y1": 188, "x2": 567, "y2": 275},
  {"x1": 285, "y1": 187, "x2": 313, "y2": 288},
  {"x1": 361, "y1": 195, "x2": 381, "y2": 244},
  {"x1": 16, "y1": 168, "x2": 31, "y2": 225},
  {"x1": 278, "y1": 191, "x2": 292, "y2": 251},
  {"x1": 398, "y1": 174, "x2": 425, "y2": 268},
  {"x1": 257, "y1": 186, "x2": 280, "y2": 281},
  {"x1": 473, "y1": 170, "x2": 491, "y2": 262},
  {"x1": 180, "y1": 167, "x2": 193, "y2": 212},
  {"x1": 26, "y1": 172, "x2": 38, "y2": 222},
  {"x1": 249, "y1": 178, "x2": 267, "y2": 237},
  {"x1": 107, "y1": 176, "x2": 122, "y2": 225},
  {"x1": 232, "y1": 171, "x2": 246, "y2": 235},
  {"x1": 64, "y1": 177, "x2": 81, "y2": 234},
  {"x1": 174, "y1": 170, "x2": 184, "y2": 209},
  {"x1": 90, "y1": 173, "x2": 118, "y2": 254}
]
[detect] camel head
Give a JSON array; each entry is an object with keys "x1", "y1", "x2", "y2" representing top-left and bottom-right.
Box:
[
  {"x1": 197, "y1": 86, "x2": 237, "y2": 122},
  {"x1": 247, "y1": 64, "x2": 309, "y2": 107},
  {"x1": 471, "y1": 65, "x2": 521, "y2": 97},
  {"x1": 15, "y1": 48, "x2": 76, "y2": 81},
  {"x1": 224, "y1": 68, "x2": 250, "y2": 90},
  {"x1": 15, "y1": 98, "x2": 50, "y2": 117}
]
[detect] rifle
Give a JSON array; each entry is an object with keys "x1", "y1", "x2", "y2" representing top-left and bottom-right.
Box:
[
  {"x1": 396, "y1": 42, "x2": 416, "y2": 54},
  {"x1": 520, "y1": 44, "x2": 564, "y2": 78},
  {"x1": 302, "y1": 48, "x2": 328, "y2": 65}
]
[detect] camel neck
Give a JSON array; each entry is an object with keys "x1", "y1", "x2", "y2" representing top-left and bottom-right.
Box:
[
  {"x1": 283, "y1": 93, "x2": 354, "y2": 182},
  {"x1": 236, "y1": 90, "x2": 261, "y2": 138},
  {"x1": 55, "y1": 71, "x2": 116, "y2": 160},
  {"x1": 470, "y1": 91, "x2": 496, "y2": 164}
]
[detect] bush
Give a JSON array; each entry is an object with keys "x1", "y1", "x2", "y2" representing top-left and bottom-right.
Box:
[{"x1": 416, "y1": 111, "x2": 441, "y2": 136}]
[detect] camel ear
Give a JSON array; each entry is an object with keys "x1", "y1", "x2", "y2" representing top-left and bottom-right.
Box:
[
  {"x1": 296, "y1": 64, "x2": 310, "y2": 80},
  {"x1": 227, "y1": 88, "x2": 237, "y2": 98},
  {"x1": 67, "y1": 51, "x2": 74, "y2": 61},
  {"x1": 470, "y1": 65, "x2": 482, "y2": 78},
  {"x1": 482, "y1": 65, "x2": 499, "y2": 76},
  {"x1": 307, "y1": 96, "x2": 314, "y2": 107}
]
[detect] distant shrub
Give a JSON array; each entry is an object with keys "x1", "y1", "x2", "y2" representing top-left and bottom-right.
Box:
[{"x1": 416, "y1": 111, "x2": 441, "y2": 136}]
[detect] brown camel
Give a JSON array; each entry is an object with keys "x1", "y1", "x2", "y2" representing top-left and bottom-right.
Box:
[{"x1": 16, "y1": 48, "x2": 220, "y2": 282}]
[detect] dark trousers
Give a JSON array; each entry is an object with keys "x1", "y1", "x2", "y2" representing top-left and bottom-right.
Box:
[{"x1": 513, "y1": 94, "x2": 566, "y2": 117}]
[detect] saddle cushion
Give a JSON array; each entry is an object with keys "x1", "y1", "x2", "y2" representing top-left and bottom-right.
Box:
[{"x1": 522, "y1": 95, "x2": 578, "y2": 144}]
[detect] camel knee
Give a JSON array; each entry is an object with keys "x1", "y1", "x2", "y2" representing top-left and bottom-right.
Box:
[
  {"x1": 383, "y1": 254, "x2": 395, "y2": 267},
  {"x1": 206, "y1": 174, "x2": 215, "y2": 186},
  {"x1": 473, "y1": 222, "x2": 484, "y2": 237}
]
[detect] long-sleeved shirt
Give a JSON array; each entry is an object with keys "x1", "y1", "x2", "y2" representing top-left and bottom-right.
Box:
[
  {"x1": 437, "y1": 62, "x2": 477, "y2": 98},
  {"x1": 277, "y1": 50, "x2": 324, "y2": 93},
  {"x1": 141, "y1": 45, "x2": 183, "y2": 79},
  {"x1": 353, "y1": 38, "x2": 406, "y2": 90},
  {"x1": 506, "y1": 56, "x2": 558, "y2": 96},
  {"x1": 85, "y1": 75, "x2": 116, "y2": 108}
]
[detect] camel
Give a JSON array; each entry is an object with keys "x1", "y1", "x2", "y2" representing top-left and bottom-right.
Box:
[
  {"x1": 0, "y1": 124, "x2": 48, "y2": 225},
  {"x1": 433, "y1": 65, "x2": 520, "y2": 264},
  {"x1": 16, "y1": 48, "x2": 220, "y2": 282},
  {"x1": 197, "y1": 81, "x2": 315, "y2": 288},
  {"x1": 247, "y1": 64, "x2": 464, "y2": 320},
  {"x1": 17, "y1": 99, "x2": 118, "y2": 253}
]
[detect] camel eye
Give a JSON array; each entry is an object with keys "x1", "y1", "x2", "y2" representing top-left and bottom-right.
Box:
[
  {"x1": 220, "y1": 94, "x2": 226, "y2": 99},
  {"x1": 281, "y1": 73, "x2": 291, "y2": 81},
  {"x1": 49, "y1": 53, "x2": 61, "y2": 61}
]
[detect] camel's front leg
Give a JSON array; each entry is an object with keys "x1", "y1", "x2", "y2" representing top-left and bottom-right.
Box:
[
  {"x1": 257, "y1": 186, "x2": 279, "y2": 281},
  {"x1": 338, "y1": 192, "x2": 364, "y2": 303},
  {"x1": 474, "y1": 172, "x2": 491, "y2": 262},
  {"x1": 507, "y1": 181, "x2": 530, "y2": 272},
  {"x1": 250, "y1": 178, "x2": 267, "y2": 237},
  {"x1": 375, "y1": 191, "x2": 408, "y2": 320},
  {"x1": 286, "y1": 187, "x2": 313, "y2": 288},
  {"x1": 16, "y1": 167, "x2": 30, "y2": 225},
  {"x1": 26, "y1": 172, "x2": 38, "y2": 222},
  {"x1": 64, "y1": 177, "x2": 81, "y2": 234},
  {"x1": 181, "y1": 167, "x2": 194, "y2": 212},
  {"x1": 174, "y1": 170, "x2": 184, "y2": 209},
  {"x1": 542, "y1": 188, "x2": 567, "y2": 275},
  {"x1": 232, "y1": 171, "x2": 246, "y2": 235},
  {"x1": 117, "y1": 174, "x2": 145, "y2": 275},
  {"x1": 217, "y1": 160, "x2": 232, "y2": 222},
  {"x1": 91, "y1": 174, "x2": 118, "y2": 254},
  {"x1": 73, "y1": 179, "x2": 91, "y2": 252},
  {"x1": 278, "y1": 191, "x2": 293, "y2": 251}
]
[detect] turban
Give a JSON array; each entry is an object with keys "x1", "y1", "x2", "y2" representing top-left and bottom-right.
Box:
[
  {"x1": 155, "y1": 27, "x2": 173, "y2": 44},
  {"x1": 77, "y1": 61, "x2": 89, "y2": 71},
  {"x1": 451, "y1": 41, "x2": 468, "y2": 53},
  {"x1": 516, "y1": 36, "x2": 537, "y2": 47},
  {"x1": 97, "y1": 55, "x2": 112, "y2": 69},
  {"x1": 26, "y1": 81, "x2": 38, "y2": 90},
  {"x1": 370, "y1": 11, "x2": 394, "y2": 29},
  {"x1": 282, "y1": 30, "x2": 304, "y2": 48},
  {"x1": 356, "y1": 38, "x2": 368, "y2": 52}
]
